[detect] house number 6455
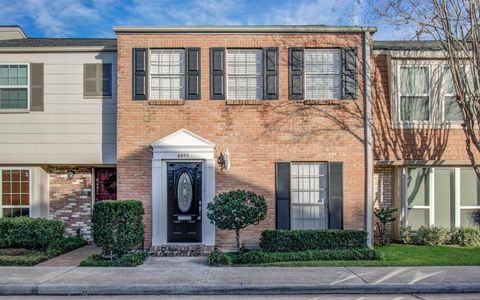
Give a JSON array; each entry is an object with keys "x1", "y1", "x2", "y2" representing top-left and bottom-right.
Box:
[{"x1": 177, "y1": 153, "x2": 190, "y2": 158}]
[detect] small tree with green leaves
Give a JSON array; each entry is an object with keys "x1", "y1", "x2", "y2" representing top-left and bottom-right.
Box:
[
  {"x1": 374, "y1": 207, "x2": 398, "y2": 245},
  {"x1": 207, "y1": 190, "x2": 267, "y2": 252}
]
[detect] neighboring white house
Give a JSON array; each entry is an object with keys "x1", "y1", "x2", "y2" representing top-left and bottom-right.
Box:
[{"x1": 0, "y1": 26, "x2": 117, "y2": 238}]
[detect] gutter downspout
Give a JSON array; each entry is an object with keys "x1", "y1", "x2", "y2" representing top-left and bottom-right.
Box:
[{"x1": 364, "y1": 32, "x2": 374, "y2": 248}]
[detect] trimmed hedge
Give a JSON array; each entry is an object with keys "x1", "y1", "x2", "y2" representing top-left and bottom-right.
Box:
[
  {"x1": 207, "y1": 250, "x2": 233, "y2": 266},
  {"x1": 207, "y1": 248, "x2": 383, "y2": 266},
  {"x1": 0, "y1": 251, "x2": 49, "y2": 266},
  {"x1": 260, "y1": 230, "x2": 368, "y2": 252},
  {"x1": 401, "y1": 226, "x2": 480, "y2": 247},
  {"x1": 450, "y1": 228, "x2": 480, "y2": 247},
  {"x1": 80, "y1": 252, "x2": 147, "y2": 267},
  {"x1": 0, "y1": 217, "x2": 65, "y2": 249},
  {"x1": 92, "y1": 200, "x2": 144, "y2": 258}
]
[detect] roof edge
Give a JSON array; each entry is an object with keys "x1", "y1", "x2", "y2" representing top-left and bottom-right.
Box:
[
  {"x1": 114, "y1": 25, "x2": 377, "y2": 34},
  {"x1": 0, "y1": 46, "x2": 117, "y2": 53}
]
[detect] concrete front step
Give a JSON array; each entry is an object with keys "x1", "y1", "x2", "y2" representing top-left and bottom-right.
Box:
[{"x1": 149, "y1": 245, "x2": 214, "y2": 256}]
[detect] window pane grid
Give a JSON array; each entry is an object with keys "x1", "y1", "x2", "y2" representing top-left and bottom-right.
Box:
[
  {"x1": 399, "y1": 66, "x2": 430, "y2": 121},
  {"x1": 305, "y1": 49, "x2": 341, "y2": 100},
  {"x1": 227, "y1": 49, "x2": 263, "y2": 100},
  {"x1": 150, "y1": 49, "x2": 185, "y2": 100},
  {"x1": 290, "y1": 162, "x2": 328, "y2": 230},
  {"x1": 0, "y1": 64, "x2": 28, "y2": 110},
  {"x1": 443, "y1": 66, "x2": 463, "y2": 121},
  {"x1": 1, "y1": 170, "x2": 30, "y2": 218}
]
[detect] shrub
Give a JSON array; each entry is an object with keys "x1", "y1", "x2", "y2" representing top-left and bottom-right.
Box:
[
  {"x1": 0, "y1": 251, "x2": 48, "y2": 266},
  {"x1": 260, "y1": 230, "x2": 367, "y2": 252},
  {"x1": 92, "y1": 200, "x2": 144, "y2": 258},
  {"x1": 46, "y1": 237, "x2": 87, "y2": 257},
  {"x1": 374, "y1": 207, "x2": 397, "y2": 245},
  {"x1": 414, "y1": 226, "x2": 451, "y2": 246},
  {"x1": 235, "y1": 249, "x2": 384, "y2": 265},
  {"x1": 450, "y1": 227, "x2": 480, "y2": 247},
  {"x1": 400, "y1": 225, "x2": 413, "y2": 244},
  {"x1": 207, "y1": 250, "x2": 233, "y2": 266},
  {"x1": 79, "y1": 252, "x2": 147, "y2": 267},
  {"x1": 472, "y1": 209, "x2": 480, "y2": 227},
  {"x1": 207, "y1": 190, "x2": 267, "y2": 252},
  {"x1": 0, "y1": 217, "x2": 65, "y2": 249}
]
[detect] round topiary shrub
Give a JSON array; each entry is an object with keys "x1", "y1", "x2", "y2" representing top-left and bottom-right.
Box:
[{"x1": 207, "y1": 190, "x2": 267, "y2": 252}]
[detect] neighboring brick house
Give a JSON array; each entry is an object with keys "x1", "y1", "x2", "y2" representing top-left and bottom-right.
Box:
[
  {"x1": 0, "y1": 26, "x2": 118, "y2": 239},
  {"x1": 114, "y1": 25, "x2": 376, "y2": 251},
  {"x1": 372, "y1": 41, "x2": 480, "y2": 239}
]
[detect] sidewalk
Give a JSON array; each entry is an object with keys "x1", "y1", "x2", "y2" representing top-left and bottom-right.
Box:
[{"x1": 1, "y1": 257, "x2": 480, "y2": 295}]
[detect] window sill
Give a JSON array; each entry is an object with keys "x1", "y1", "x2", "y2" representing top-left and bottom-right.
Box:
[
  {"x1": 303, "y1": 99, "x2": 347, "y2": 105},
  {"x1": 148, "y1": 100, "x2": 185, "y2": 106},
  {"x1": 226, "y1": 100, "x2": 264, "y2": 105},
  {"x1": 392, "y1": 122, "x2": 465, "y2": 129},
  {"x1": 83, "y1": 96, "x2": 113, "y2": 100},
  {"x1": 0, "y1": 109, "x2": 30, "y2": 114}
]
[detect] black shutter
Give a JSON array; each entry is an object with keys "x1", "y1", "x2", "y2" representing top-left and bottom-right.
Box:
[
  {"x1": 30, "y1": 63, "x2": 44, "y2": 111},
  {"x1": 102, "y1": 63, "x2": 112, "y2": 97},
  {"x1": 263, "y1": 47, "x2": 279, "y2": 100},
  {"x1": 186, "y1": 48, "x2": 201, "y2": 100},
  {"x1": 132, "y1": 48, "x2": 148, "y2": 100},
  {"x1": 288, "y1": 47, "x2": 304, "y2": 100},
  {"x1": 328, "y1": 162, "x2": 343, "y2": 229},
  {"x1": 210, "y1": 48, "x2": 225, "y2": 100},
  {"x1": 275, "y1": 162, "x2": 291, "y2": 230},
  {"x1": 342, "y1": 47, "x2": 358, "y2": 100}
]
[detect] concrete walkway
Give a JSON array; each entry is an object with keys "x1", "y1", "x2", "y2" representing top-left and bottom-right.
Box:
[
  {"x1": 37, "y1": 245, "x2": 101, "y2": 267},
  {"x1": 1, "y1": 257, "x2": 480, "y2": 295}
]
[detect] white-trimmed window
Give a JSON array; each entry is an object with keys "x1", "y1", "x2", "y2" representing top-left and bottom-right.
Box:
[
  {"x1": 227, "y1": 49, "x2": 263, "y2": 100},
  {"x1": 290, "y1": 162, "x2": 328, "y2": 229},
  {"x1": 399, "y1": 66, "x2": 430, "y2": 122},
  {"x1": 150, "y1": 49, "x2": 185, "y2": 100},
  {"x1": 1, "y1": 169, "x2": 30, "y2": 217},
  {"x1": 305, "y1": 49, "x2": 341, "y2": 100},
  {"x1": 0, "y1": 64, "x2": 29, "y2": 110},
  {"x1": 403, "y1": 167, "x2": 480, "y2": 229}
]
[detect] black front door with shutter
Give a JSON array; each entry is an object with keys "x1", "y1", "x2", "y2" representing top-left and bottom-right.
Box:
[{"x1": 167, "y1": 162, "x2": 202, "y2": 243}]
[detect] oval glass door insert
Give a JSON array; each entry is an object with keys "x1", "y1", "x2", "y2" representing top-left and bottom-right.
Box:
[{"x1": 177, "y1": 172, "x2": 193, "y2": 213}]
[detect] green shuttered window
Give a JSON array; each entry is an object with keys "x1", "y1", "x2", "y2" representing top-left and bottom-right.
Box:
[{"x1": 0, "y1": 64, "x2": 28, "y2": 110}]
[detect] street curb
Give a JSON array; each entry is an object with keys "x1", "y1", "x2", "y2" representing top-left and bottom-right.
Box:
[{"x1": 1, "y1": 283, "x2": 480, "y2": 295}]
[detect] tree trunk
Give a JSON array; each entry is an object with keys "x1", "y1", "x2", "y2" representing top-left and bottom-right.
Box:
[{"x1": 235, "y1": 229, "x2": 241, "y2": 252}]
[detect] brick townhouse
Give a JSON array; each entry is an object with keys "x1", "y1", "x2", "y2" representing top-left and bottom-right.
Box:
[
  {"x1": 114, "y1": 25, "x2": 376, "y2": 252},
  {"x1": 1, "y1": 24, "x2": 479, "y2": 253}
]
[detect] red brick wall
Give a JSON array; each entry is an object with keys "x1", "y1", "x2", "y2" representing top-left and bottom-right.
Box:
[
  {"x1": 372, "y1": 54, "x2": 478, "y2": 162},
  {"x1": 117, "y1": 33, "x2": 368, "y2": 249},
  {"x1": 49, "y1": 166, "x2": 92, "y2": 239}
]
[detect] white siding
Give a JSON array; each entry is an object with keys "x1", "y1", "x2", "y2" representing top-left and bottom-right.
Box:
[{"x1": 0, "y1": 51, "x2": 117, "y2": 164}]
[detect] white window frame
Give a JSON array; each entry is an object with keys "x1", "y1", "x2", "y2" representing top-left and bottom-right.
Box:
[
  {"x1": 441, "y1": 65, "x2": 469, "y2": 124},
  {"x1": 402, "y1": 166, "x2": 480, "y2": 228},
  {"x1": 0, "y1": 167, "x2": 32, "y2": 218},
  {"x1": 226, "y1": 48, "x2": 263, "y2": 101},
  {"x1": 304, "y1": 48, "x2": 342, "y2": 100},
  {"x1": 396, "y1": 64, "x2": 432, "y2": 125},
  {"x1": 149, "y1": 49, "x2": 186, "y2": 100},
  {"x1": 0, "y1": 63, "x2": 30, "y2": 112},
  {"x1": 290, "y1": 162, "x2": 329, "y2": 230}
]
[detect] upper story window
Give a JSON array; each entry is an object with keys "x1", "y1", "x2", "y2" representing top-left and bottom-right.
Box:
[
  {"x1": 84, "y1": 63, "x2": 112, "y2": 98},
  {"x1": 227, "y1": 49, "x2": 263, "y2": 100},
  {"x1": 1, "y1": 169, "x2": 30, "y2": 218},
  {"x1": 442, "y1": 66, "x2": 463, "y2": 122},
  {"x1": 305, "y1": 49, "x2": 341, "y2": 100},
  {"x1": 0, "y1": 64, "x2": 28, "y2": 110},
  {"x1": 150, "y1": 49, "x2": 185, "y2": 100},
  {"x1": 399, "y1": 66, "x2": 430, "y2": 122}
]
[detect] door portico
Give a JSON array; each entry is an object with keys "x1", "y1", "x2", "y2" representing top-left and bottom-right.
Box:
[{"x1": 151, "y1": 128, "x2": 215, "y2": 246}]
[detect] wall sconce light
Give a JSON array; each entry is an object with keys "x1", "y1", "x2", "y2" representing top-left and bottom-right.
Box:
[
  {"x1": 219, "y1": 149, "x2": 231, "y2": 171},
  {"x1": 66, "y1": 170, "x2": 75, "y2": 180}
]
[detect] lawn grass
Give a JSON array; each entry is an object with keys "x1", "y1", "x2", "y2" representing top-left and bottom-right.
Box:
[{"x1": 255, "y1": 244, "x2": 480, "y2": 267}]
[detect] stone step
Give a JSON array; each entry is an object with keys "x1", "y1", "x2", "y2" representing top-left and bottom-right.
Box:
[{"x1": 149, "y1": 245, "x2": 214, "y2": 257}]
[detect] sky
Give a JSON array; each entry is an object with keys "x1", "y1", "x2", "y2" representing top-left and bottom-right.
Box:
[{"x1": 0, "y1": 0, "x2": 407, "y2": 40}]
